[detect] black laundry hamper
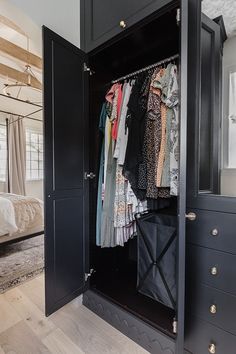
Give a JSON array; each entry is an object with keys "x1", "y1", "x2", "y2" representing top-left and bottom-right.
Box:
[{"x1": 136, "y1": 210, "x2": 177, "y2": 310}]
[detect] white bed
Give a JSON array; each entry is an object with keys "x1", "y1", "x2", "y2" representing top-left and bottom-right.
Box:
[{"x1": 0, "y1": 193, "x2": 44, "y2": 244}]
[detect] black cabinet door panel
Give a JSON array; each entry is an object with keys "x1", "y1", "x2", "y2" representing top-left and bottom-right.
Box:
[
  {"x1": 187, "y1": 244, "x2": 236, "y2": 295},
  {"x1": 185, "y1": 316, "x2": 236, "y2": 354},
  {"x1": 53, "y1": 39, "x2": 84, "y2": 190},
  {"x1": 187, "y1": 14, "x2": 221, "y2": 210},
  {"x1": 43, "y1": 27, "x2": 89, "y2": 316},
  {"x1": 198, "y1": 14, "x2": 221, "y2": 194},
  {"x1": 54, "y1": 196, "x2": 84, "y2": 300},
  {"x1": 82, "y1": 0, "x2": 174, "y2": 52}
]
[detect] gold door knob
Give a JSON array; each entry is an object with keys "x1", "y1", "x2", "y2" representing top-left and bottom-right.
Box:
[
  {"x1": 210, "y1": 267, "x2": 218, "y2": 276},
  {"x1": 211, "y1": 228, "x2": 219, "y2": 236},
  {"x1": 119, "y1": 20, "x2": 126, "y2": 28},
  {"x1": 208, "y1": 343, "x2": 216, "y2": 353},
  {"x1": 210, "y1": 304, "x2": 217, "y2": 314}
]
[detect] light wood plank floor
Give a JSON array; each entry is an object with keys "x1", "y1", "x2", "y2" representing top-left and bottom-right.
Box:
[{"x1": 0, "y1": 274, "x2": 148, "y2": 354}]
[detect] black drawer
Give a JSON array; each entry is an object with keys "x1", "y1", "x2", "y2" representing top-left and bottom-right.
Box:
[
  {"x1": 187, "y1": 244, "x2": 236, "y2": 295},
  {"x1": 189, "y1": 283, "x2": 236, "y2": 336},
  {"x1": 186, "y1": 209, "x2": 236, "y2": 254},
  {"x1": 185, "y1": 316, "x2": 236, "y2": 354}
]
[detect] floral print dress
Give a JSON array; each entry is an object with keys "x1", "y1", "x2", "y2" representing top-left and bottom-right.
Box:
[
  {"x1": 145, "y1": 68, "x2": 170, "y2": 199},
  {"x1": 168, "y1": 65, "x2": 179, "y2": 196}
]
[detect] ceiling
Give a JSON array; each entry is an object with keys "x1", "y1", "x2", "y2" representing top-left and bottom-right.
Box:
[{"x1": 202, "y1": 0, "x2": 236, "y2": 38}]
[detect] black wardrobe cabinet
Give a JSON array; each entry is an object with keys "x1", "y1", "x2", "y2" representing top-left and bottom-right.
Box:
[
  {"x1": 80, "y1": 0, "x2": 177, "y2": 52},
  {"x1": 43, "y1": 0, "x2": 236, "y2": 353}
]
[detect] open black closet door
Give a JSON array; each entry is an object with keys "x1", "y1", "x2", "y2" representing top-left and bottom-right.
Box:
[
  {"x1": 176, "y1": 0, "x2": 201, "y2": 353},
  {"x1": 43, "y1": 26, "x2": 89, "y2": 316}
]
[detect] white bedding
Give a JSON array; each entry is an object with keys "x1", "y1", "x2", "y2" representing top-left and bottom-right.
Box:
[{"x1": 0, "y1": 193, "x2": 44, "y2": 237}]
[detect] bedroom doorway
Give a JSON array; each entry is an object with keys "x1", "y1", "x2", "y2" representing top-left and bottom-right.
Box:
[{"x1": 0, "y1": 3, "x2": 44, "y2": 294}]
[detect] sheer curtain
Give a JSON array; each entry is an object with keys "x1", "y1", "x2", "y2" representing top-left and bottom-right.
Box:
[{"x1": 8, "y1": 115, "x2": 26, "y2": 195}]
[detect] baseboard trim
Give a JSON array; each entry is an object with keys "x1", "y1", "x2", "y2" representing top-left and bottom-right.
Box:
[{"x1": 83, "y1": 289, "x2": 175, "y2": 354}]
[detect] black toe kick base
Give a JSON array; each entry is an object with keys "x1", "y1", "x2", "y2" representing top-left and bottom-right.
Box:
[{"x1": 83, "y1": 289, "x2": 176, "y2": 354}]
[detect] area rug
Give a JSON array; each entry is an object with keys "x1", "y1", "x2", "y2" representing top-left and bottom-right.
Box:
[{"x1": 0, "y1": 235, "x2": 44, "y2": 294}]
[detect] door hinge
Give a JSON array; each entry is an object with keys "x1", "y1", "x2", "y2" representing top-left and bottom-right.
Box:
[
  {"x1": 176, "y1": 8, "x2": 180, "y2": 26},
  {"x1": 83, "y1": 63, "x2": 94, "y2": 76},
  {"x1": 173, "y1": 318, "x2": 178, "y2": 334},
  {"x1": 85, "y1": 269, "x2": 95, "y2": 282}
]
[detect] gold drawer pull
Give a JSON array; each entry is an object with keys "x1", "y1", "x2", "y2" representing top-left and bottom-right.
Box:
[
  {"x1": 210, "y1": 304, "x2": 217, "y2": 314},
  {"x1": 210, "y1": 267, "x2": 218, "y2": 276},
  {"x1": 211, "y1": 228, "x2": 219, "y2": 236},
  {"x1": 208, "y1": 343, "x2": 216, "y2": 353},
  {"x1": 119, "y1": 20, "x2": 126, "y2": 29}
]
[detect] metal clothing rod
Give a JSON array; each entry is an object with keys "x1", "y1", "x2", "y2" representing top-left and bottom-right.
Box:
[{"x1": 112, "y1": 54, "x2": 179, "y2": 84}]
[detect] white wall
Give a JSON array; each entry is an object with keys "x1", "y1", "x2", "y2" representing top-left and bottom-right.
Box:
[
  {"x1": 8, "y1": 0, "x2": 80, "y2": 48},
  {"x1": 221, "y1": 169, "x2": 236, "y2": 197},
  {"x1": 0, "y1": 181, "x2": 43, "y2": 199},
  {"x1": 223, "y1": 36, "x2": 236, "y2": 67},
  {"x1": 26, "y1": 180, "x2": 43, "y2": 200},
  {"x1": 0, "y1": 182, "x2": 5, "y2": 192}
]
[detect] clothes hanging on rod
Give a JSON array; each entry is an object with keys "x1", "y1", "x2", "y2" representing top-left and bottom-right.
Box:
[
  {"x1": 111, "y1": 54, "x2": 179, "y2": 84},
  {"x1": 96, "y1": 56, "x2": 179, "y2": 248},
  {"x1": 123, "y1": 72, "x2": 153, "y2": 201}
]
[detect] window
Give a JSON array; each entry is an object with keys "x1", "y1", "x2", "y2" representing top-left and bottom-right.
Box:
[
  {"x1": 0, "y1": 125, "x2": 7, "y2": 182},
  {"x1": 26, "y1": 129, "x2": 43, "y2": 180}
]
